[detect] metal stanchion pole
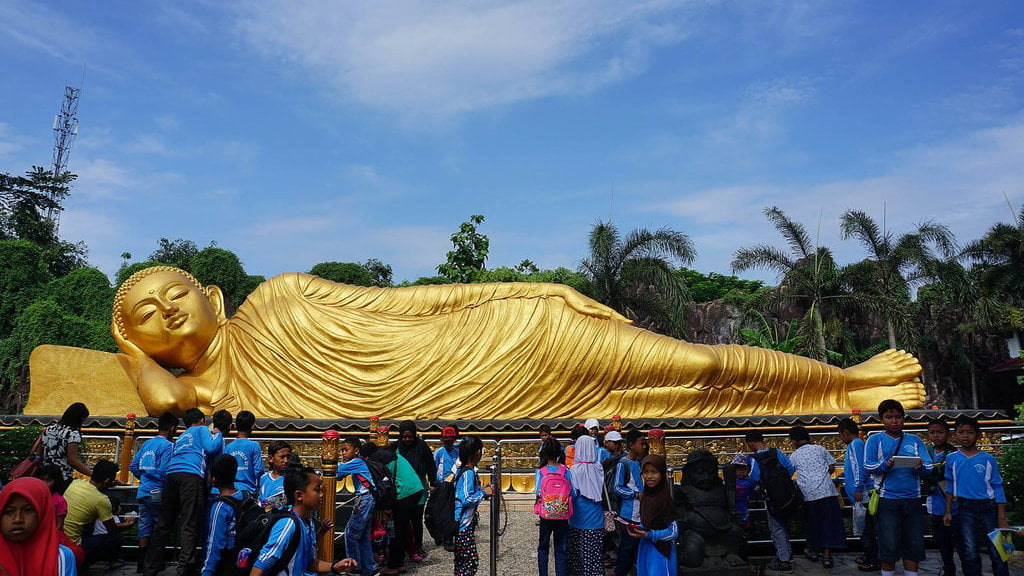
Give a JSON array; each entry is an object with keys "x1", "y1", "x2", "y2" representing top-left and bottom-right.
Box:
[
  {"x1": 489, "y1": 442, "x2": 502, "y2": 576},
  {"x1": 320, "y1": 430, "x2": 339, "y2": 562}
]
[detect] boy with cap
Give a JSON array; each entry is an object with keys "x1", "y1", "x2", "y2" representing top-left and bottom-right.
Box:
[
  {"x1": 598, "y1": 431, "x2": 624, "y2": 463},
  {"x1": 434, "y1": 426, "x2": 460, "y2": 483}
]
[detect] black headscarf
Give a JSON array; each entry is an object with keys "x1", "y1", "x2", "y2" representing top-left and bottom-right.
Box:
[{"x1": 639, "y1": 454, "x2": 676, "y2": 559}]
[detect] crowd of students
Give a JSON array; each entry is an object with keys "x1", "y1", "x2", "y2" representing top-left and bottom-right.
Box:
[{"x1": 0, "y1": 399, "x2": 1015, "y2": 576}]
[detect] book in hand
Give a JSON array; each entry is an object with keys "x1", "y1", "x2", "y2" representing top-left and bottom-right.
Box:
[
  {"x1": 988, "y1": 527, "x2": 1024, "y2": 561},
  {"x1": 891, "y1": 456, "x2": 921, "y2": 468},
  {"x1": 614, "y1": 515, "x2": 640, "y2": 529}
]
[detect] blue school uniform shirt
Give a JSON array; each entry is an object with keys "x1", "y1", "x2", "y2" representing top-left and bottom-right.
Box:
[
  {"x1": 166, "y1": 425, "x2": 223, "y2": 478},
  {"x1": 201, "y1": 490, "x2": 245, "y2": 576},
  {"x1": 863, "y1": 431, "x2": 933, "y2": 499},
  {"x1": 842, "y1": 438, "x2": 873, "y2": 502},
  {"x1": 568, "y1": 490, "x2": 603, "y2": 530},
  {"x1": 597, "y1": 447, "x2": 611, "y2": 463},
  {"x1": 227, "y1": 438, "x2": 265, "y2": 493},
  {"x1": 614, "y1": 457, "x2": 643, "y2": 522},
  {"x1": 945, "y1": 450, "x2": 1006, "y2": 503},
  {"x1": 455, "y1": 468, "x2": 486, "y2": 532},
  {"x1": 636, "y1": 521, "x2": 678, "y2": 576},
  {"x1": 337, "y1": 458, "x2": 376, "y2": 494},
  {"x1": 258, "y1": 472, "x2": 287, "y2": 509},
  {"x1": 434, "y1": 445, "x2": 459, "y2": 482},
  {"x1": 253, "y1": 508, "x2": 317, "y2": 574},
  {"x1": 58, "y1": 544, "x2": 77, "y2": 576},
  {"x1": 130, "y1": 435, "x2": 173, "y2": 498}
]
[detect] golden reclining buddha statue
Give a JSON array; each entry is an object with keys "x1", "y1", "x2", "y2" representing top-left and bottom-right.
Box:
[{"x1": 25, "y1": 266, "x2": 926, "y2": 419}]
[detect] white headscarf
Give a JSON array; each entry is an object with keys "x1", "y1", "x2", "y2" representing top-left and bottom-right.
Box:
[{"x1": 571, "y1": 435, "x2": 603, "y2": 502}]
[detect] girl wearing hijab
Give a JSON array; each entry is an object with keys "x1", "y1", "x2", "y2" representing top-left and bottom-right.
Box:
[
  {"x1": 0, "y1": 476, "x2": 78, "y2": 576},
  {"x1": 567, "y1": 434, "x2": 604, "y2": 576},
  {"x1": 626, "y1": 455, "x2": 678, "y2": 576}
]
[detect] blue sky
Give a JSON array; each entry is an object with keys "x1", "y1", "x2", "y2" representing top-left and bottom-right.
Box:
[{"x1": 2, "y1": 1, "x2": 1023, "y2": 285}]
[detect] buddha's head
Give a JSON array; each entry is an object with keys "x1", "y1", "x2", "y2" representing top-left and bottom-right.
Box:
[{"x1": 113, "y1": 266, "x2": 226, "y2": 369}]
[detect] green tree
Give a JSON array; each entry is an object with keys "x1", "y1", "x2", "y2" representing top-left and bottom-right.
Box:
[
  {"x1": 675, "y1": 268, "x2": 766, "y2": 304},
  {"x1": 961, "y1": 205, "x2": 1024, "y2": 307},
  {"x1": 437, "y1": 215, "x2": 489, "y2": 283},
  {"x1": 840, "y1": 209, "x2": 956, "y2": 349},
  {"x1": 0, "y1": 240, "x2": 51, "y2": 337},
  {"x1": 363, "y1": 258, "x2": 393, "y2": 287},
  {"x1": 149, "y1": 238, "x2": 200, "y2": 271},
  {"x1": 193, "y1": 247, "x2": 249, "y2": 315},
  {"x1": 309, "y1": 262, "x2": 376, "y2": 287},
  {"x1": 732, "y1": 206, "x2": 851, "y2": 362},
  {"x1": 578, "y1": 221, "x2": 695, "y2": 338},
  {"x1": 0, "y1": 168, "x2": 86, "y2": 277}
]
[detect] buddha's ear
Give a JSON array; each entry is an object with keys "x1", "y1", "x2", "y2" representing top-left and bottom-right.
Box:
[{"x1": 205, "y1": 285, "x2": 228, "y2": 324}]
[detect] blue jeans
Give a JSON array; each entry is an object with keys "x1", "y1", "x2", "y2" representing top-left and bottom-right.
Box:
[
  {"x1": 346, "y1": 494, "x2": 378, "y2": 575},
  {"x1": 875, "y1": 498, "x2": 925, "y2": 563},
  {"x1": 954, "y1": 499, "x2": 1008, "y2": 576},
  {"x1": 538, "y1": 518, "x2": 568, "y2": 576},
  {"x1": 137, "y1": 496, "x2": 160, "y2": 539},
  {"x1": 767, "y1": 511, "x2": 792, "y2": 562},
  {"x1": 931, "y1": 514, "x2": 957, "y2": 574}
]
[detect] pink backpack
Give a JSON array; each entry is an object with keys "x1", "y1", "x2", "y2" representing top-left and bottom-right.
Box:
[{"x1": 534, "y1": 464, "x2": 573, "y2": 520}]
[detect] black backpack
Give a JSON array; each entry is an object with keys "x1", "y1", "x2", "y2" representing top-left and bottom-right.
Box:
[
  {"x1": 750, "y1": 448, "x2": 803, "y2": 518},
  {"x1": 424, "y1": 467, "x2": 467, "y2": 545},
  {"x1": 217, "y1": 496, "x2": 301, "y2": 576},
  {"x1": 360, "y1": 456, "x2": 398, "y2": 511},
  {"x1": 602, "y1": 454, "x2": 625, "y2": 512}
]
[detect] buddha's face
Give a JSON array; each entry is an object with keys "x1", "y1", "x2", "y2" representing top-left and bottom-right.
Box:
[{"x1": 120, "y1": 270, "x2": 221, "y2": 368}]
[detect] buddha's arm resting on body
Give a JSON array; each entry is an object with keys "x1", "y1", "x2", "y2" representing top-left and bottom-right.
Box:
[{"x1": 297, "y1": 274, "x2": 632, "y2": 323}]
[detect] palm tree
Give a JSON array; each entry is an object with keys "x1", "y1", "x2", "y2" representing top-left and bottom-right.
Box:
[
  {"x1": 840, "y1": 209, "x2": 956, "y2": 349},
  {"x1": 961, "y1": 205, "x2": 1024, "y2": 307},
  {"x1": 578, "y1": 221, "x2": 695, "y2": 338},
  {"x1": 731, "y1": 206, "x2": 852, "y2": 362}
]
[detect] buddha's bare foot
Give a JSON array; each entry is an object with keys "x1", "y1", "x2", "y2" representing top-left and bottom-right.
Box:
[
  {"x1": 848, "y1": 379, "x2": 927, "y2": 411},
  {"x1": 844, "y1": 349, "x2": 922, "y2": 391}
]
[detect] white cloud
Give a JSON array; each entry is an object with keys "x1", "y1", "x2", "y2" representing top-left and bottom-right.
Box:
[
  {"x1": 0, "y1": 122, "x2": 32, "y2": 161},
  {"x1": 234, "y1": 0, "x2": 695, "y2": 124}
]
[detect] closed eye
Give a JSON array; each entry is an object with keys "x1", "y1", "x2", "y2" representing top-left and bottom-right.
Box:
[{"x1": 171, "y1": 290, "x2": 188, "y2": 300}]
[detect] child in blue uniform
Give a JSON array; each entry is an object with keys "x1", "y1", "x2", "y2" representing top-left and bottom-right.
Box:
[
  {"x1": 226, "y1": 411, "x2": 264, "y2": 494},
  {"x1": 943, "y1": 415, "x2": 1009, "y2": 576},
  {"x1": 129, "y1": 411, "x2": 177, "y2": 572},
  {"x1": 454, "y1": 436, "x2": 493, "y2": 576},
  {"x1": 201, "y1": 455, "x2": 244, "y2": 576},
  {"x1": 143, "y1": 408, "x2": 224, "y2": 576},
  {"x1": 336, "y1": 436, "x2": 378, "y2": 576},
  {"x1": 864, "y1": 399, "x2": 932, "y2": 576},
  {"x1": 252, "y1": 465, "x2": 356, "y2": 576},
  {"x1": 626, "y1": 454, "x2": 677, "y2": 576},
  {"x1": 258, "y1": 440, "x2": 292, "y2": 510}
]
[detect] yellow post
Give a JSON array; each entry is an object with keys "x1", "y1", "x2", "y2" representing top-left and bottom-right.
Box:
[
  {"x1": 648, "y1": 428, "x2": 665, "y2": 456},
  {"x1": 319, "y1": 429, "x2": 339, "y2": 562},
  {"x1": 612, "y1": 414, "x2": 622, "y2": 431},
  {"x1": 852, "y1": 408, "x2": 863, "y2": 440},
  {"x1": 376, "y1": 425, "x2": 390, "y2": 447},
  {"x1": 118, "y1": 413, "x2": 136, "y2": 484},
  {"x1": 369, "y1": 416, "x2": 379, "y2": 444}
]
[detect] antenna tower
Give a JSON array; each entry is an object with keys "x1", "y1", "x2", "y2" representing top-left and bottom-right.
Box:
[{"x1": 48, "y1": 84, "x2": 81, "y2": 228}]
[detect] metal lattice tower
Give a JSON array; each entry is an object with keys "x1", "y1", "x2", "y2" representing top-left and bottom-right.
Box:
[{"x1": 48, "y1": 85, "x2": 81, "y2": 227}]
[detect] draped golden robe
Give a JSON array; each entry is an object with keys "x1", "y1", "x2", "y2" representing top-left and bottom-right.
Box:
[{"x1": 194, "y1": 273, "x2": 848, "y2": 419}]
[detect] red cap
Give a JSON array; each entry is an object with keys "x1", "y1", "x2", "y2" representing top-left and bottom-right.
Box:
[{"x1": 441, "y1": 426, "x2": 457, "y2": 438}]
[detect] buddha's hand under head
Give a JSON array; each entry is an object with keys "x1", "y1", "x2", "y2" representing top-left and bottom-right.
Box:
[{"x1": 112, "y1": 317, "x2": 148, "y2": 359}]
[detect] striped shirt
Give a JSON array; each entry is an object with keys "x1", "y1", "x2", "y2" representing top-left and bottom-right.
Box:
[{"x1": 945, "y1": 450, "x2": 1006, "y2": 503}]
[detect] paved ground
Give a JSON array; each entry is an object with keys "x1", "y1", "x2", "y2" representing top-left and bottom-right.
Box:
[{"x1": 87, "y1": 500, "x2": 1024, "y2": 576}]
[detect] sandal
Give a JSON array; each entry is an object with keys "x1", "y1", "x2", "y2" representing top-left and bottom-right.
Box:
[
  {"x1": 803, "y1": 549, "x2": 820, "y2": 562},
  {"x1": 821, "y1": 558, "x2": 834, "y2": 569},
  {"x1": 854, "y1": 556, "x2": 868, "y2": 566}
]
